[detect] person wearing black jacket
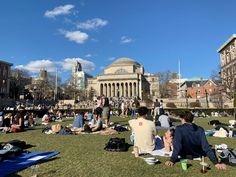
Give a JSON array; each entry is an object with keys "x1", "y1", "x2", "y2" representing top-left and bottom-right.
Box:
[{"x1": 165, "y1": 111, "x2": 226, "y2": 170}]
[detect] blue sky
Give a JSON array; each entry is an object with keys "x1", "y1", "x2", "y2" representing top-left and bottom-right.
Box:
[{"x1": 0, "y1": 0, "x2": 236, "y2": 81}]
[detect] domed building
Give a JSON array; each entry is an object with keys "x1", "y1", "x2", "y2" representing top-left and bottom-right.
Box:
[{"x1": 87, "y1": 58, "x2": 159, "y2": 100}]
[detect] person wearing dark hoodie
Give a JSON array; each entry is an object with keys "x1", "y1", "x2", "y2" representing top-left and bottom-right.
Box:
[{"x1": 165, "y1": 111, "x2": 226, "y2": 170}]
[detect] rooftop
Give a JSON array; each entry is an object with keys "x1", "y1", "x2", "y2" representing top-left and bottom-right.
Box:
[{"x1": 217, "y1": 34, "x2": 236, "y2": 52}]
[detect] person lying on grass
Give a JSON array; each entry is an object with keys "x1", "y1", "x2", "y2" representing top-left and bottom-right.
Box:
[{"x1": 165, "y1": 111, "x2": 226, "y2": 170}]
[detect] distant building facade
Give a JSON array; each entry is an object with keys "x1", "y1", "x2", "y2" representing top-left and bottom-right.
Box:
[
  {"x1": 26, "y1": 69, "x2": 54, "y2": 100},
  {"x1": 180, "y1": 79, "x2": 219, "y2": 99},
  {"x1": 218, "y1": 34, "x2": 236, "y2": 91},
  {"x1": 0, "y1": 60, "x2": 12, "y2": 98},
  {"x1": 70, "y1": 61, "x2": 92, "y2": 90},
  {"x1": 87, "y1": 58, "x2": 159, "y2": 100}
]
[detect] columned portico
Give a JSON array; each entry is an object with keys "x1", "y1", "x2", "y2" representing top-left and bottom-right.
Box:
[{"x1": 88, "y1": 57, "x2": 159, "y2": 100}]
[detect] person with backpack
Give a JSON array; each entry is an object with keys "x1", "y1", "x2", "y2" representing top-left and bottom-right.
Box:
[{"x1": 165, "y1": 111, "x2": 227, "y2": 170}]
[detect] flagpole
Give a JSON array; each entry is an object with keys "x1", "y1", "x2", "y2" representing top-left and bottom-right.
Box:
[
  {"x1": 178, "y1": 60, "x2": 181, "y2": 98},
  {"x1": 54, "y1": 68, "x2": 58, "y2": 101}
]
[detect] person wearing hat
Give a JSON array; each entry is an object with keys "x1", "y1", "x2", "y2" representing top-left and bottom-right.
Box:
[{"x1": 165, "y1": 111, "x2": 226, "y2": 170}]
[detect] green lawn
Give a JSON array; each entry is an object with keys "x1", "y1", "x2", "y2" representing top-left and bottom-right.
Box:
[{"x1": 1, "y1": 116, "x2": 236, "y2": 177}]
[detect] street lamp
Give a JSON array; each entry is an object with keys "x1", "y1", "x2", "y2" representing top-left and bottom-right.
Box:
[
  {"x1": 205, "y1": 89, "x2": 209, "y2": 108},
  {"x1": 195, "y1": 90, "x2": 198, "y2": 101},
  {"x1": 185, "y1": 89, "x2": 188, "y2": 108},
  {"x1": 33, "y1": 86, "x2": 37, "y2": 110}
]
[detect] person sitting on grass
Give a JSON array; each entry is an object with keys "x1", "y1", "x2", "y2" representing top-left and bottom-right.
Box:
[
  {"x1": 158, "y1": 109, "x2": 171, "y2": 128},
  {"x1": 129, "y1": 106, "x2": 156, "y2": 153},
  {"x1": 165, "y1": 111, "x2": 227, "y2": 170},
  {"x1": 72, "y1": 112, "x2": 85, "y2": 128},
  {"x1": 90, "y1": 108, "x2": 103, "y2": 132},
  {"x1": 10, "y1": 112, "x2": 25, "y2": 133},
  {"x1": 163, "y1": 128, "x2": 175, "y2": 152}
]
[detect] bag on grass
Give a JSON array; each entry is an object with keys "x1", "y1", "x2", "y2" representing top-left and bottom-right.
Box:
[
  {"x1": 208, "y1": 120, "x2": 221, "y2": 126},
  {"x1": 7, "y1": 140, "x2": 26, "y2": 149},
  {"x1": 104, "y1": 137, "x2": 128, "y2": 152},
  {"x1": 51, "y1": 124, "x2": 62, "y2": 133},
  {"x1": 219, "y1": 149, "x2": 236, "y2": 166}
]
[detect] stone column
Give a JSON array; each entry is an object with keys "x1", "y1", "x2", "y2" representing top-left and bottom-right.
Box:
[
  {"x1": 124, "y1": 82, "x2": 127, "y2": 97},
  {"x1": 114, "y1": 83, "x2": 117, "y2": 97},
  {"x1": 100, "y1": 83, "x2": 103, "y2": 96},
  {"x1": 128, "y1": 82, "x2": 131, "y2": 97},
  {"x1": 139, "y1": 75, "x2": 142, "y2": 100},
  {"x1": 105, "y1": 83, "x2": 108, "y2": 96},
  {"x1": 132, "y1": 82, "x2": 135, "y2": 97},
  {"x1": 111, "y1": 83, "x2": 114, "y2": 97},
  {"x1": 103, "y1": 83, "x2": 106, "y2": 96},
  {"x1": 108, "y1": 84, "x2": 111, "y2": 97}
]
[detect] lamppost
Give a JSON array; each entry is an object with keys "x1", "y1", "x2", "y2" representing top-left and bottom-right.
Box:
[
  {"x1": 185, "y1": 89, "x2": 188, "y2": 108},
  {"x1": 195, "y1": 90, "x2": 198, "y2": 101},
  {"x1": 205, "y1": 89, "x2": 209, "y2": 108},
  {"x1": 33, "y1": 86, "x2": 37, "y2": 110}
]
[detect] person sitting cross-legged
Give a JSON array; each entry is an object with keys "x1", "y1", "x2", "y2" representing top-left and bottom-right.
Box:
[{"x1": 165, "y1": 111, "x2": 226, "y2": 170}]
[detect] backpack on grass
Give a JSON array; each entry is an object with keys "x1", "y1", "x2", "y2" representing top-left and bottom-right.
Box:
[
  {"x1": 104, "y1": 138, "x2": 128, "y2": 152},
  {"x1": 219, "y1": 149, "x2": 236, "y2": 166}
]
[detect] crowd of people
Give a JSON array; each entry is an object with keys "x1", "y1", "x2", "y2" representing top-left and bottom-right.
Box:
[{"x1": 0, "y1": 95, "x2": 230, "y2": 171}]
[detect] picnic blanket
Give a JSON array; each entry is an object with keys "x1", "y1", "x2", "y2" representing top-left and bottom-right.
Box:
[
  {"x1": 0, "y1": 151, "x2": 59, "y2": 177},
  {"x1": 149, "y1": 148, "x2": 172, "y2": 157}
]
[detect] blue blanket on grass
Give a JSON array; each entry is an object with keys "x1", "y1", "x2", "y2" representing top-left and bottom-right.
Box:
[{"x1": 0, "y1": 151, "x2": 59, "y2": 177}]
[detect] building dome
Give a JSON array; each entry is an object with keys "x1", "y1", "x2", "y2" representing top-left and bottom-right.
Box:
[{"x1": 110, "y1": 58, "x2": 141, "y2": 67}]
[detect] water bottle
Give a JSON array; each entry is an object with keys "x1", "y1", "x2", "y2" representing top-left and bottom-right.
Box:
[{"x1": 229, "y1": 129, "x2": 233, "y2": 138}]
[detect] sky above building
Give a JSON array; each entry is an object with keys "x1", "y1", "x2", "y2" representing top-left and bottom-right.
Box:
[{"x1": 0, "y1": 0, "x2": 235, "y2": 82}]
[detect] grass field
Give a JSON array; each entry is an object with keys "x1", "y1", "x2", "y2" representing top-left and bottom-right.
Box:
[{"x1": 1, "y1": 116, "x2": 236, "y2": 177}]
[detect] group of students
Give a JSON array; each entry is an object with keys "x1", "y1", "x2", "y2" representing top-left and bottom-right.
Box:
[
  {"x1": 71, "y1": 93, "x2": 111, "y2": 132},
  {"x1": 0, "y1": 111, "x2": 31, "y2": 133},
  {"x1": 129, "y1": 107, "x2": 227, "y2": 170},
  {"x1": 71, "y1": 108, "x2": 103, "y2": 132}
]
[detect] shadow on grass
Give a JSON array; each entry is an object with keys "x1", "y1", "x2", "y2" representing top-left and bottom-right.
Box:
[{"x1": 7, "y1": 174, "x2": 22, "y2": 177}]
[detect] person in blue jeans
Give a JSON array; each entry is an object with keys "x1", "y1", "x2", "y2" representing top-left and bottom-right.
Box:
[{"x1": 72, "y1": 112, "x2": 84, "y2": 128}]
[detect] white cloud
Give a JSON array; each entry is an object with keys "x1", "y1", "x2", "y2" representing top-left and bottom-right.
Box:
[
  {"x1": 76, "y1": 18, "x2": 108, "y2": 30},
  {"x1": 85, "y1": 54, "x2": 92, "y2": 58},
  {"x1": 15, "y1": 58, "x2": 95, "y2": 74},
  {"x1": 45, "y1": 4, "x2": 75, "y2": 18},
  {"x1": 15, "y1": 60, "x2": 56, "y2": 73},
  {"x1": 120, "y1": 36, "x2": 133, "y2": 44},
  {"x1": 60, "y1": 30, "x2": 89, "y2": 44},
  {"x1": 108, "y1": 57, "x2": 116, "y2": 61},
  {"x1": 61, "y1": 58, "x2": 95, "y2": 72}
]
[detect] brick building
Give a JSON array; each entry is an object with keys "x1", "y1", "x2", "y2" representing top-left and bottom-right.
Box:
[
  {"x1": 180, "y1": 79, "x2": 219, "y2": 99},
  {"x1": 0, "y1": 60, "x2": 12, "y2": 98}
]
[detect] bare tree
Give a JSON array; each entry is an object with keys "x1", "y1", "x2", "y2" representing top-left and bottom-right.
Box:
[{"x1": 157, "y1": 71, "x2": 178, "y2": 98}]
